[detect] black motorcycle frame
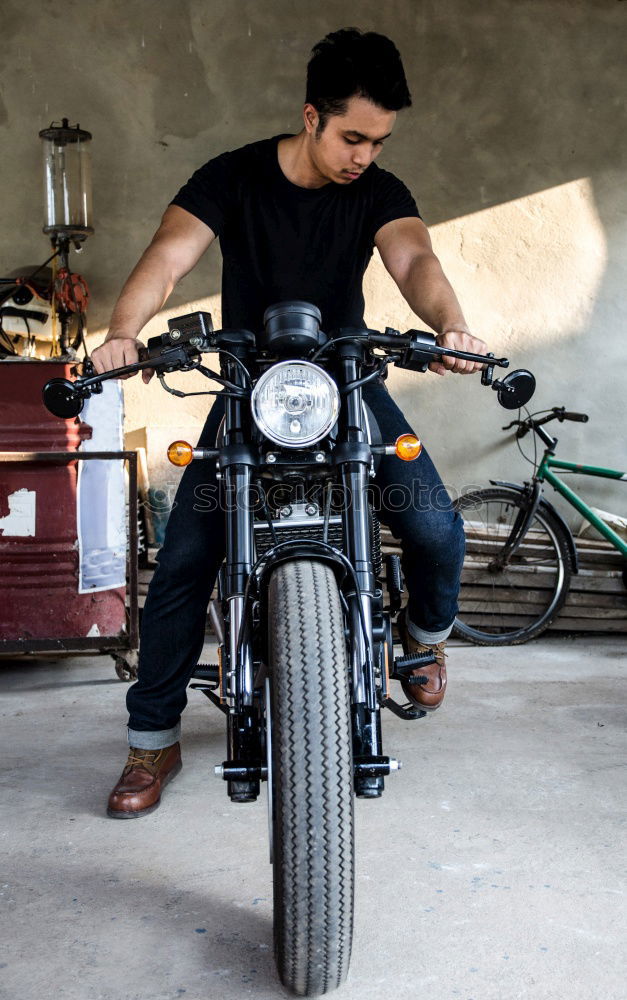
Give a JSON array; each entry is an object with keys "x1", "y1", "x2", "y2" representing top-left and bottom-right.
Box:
[
  {"x1": 41, "y1": 307, "x2": 529, "y2": 802},
  {"x1": 212, "y1": 331, "x2": 394, "y2": 801}
]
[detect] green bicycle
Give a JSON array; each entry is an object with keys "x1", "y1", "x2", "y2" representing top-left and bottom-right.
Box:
[{"x1": 453, "y1": 406, "x2": 627, "y2": 645}]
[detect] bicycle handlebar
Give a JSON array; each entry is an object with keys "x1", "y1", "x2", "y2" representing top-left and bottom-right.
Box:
[
  {"x1": 561, "y1": 411, "x2": 589, "y2": 423},
  {"x1": 503, "y1": 406, "x2": 589, "y2": 438}
]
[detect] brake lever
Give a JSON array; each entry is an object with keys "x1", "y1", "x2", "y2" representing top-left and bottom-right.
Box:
[
  {"x1": 481, "y1": 353, "x2": 496, "y2": 386},
  {"x1": 77, "y1": 344, "x2": 202, "y2": 391},
  {"x1": 42, "y1": 341, "x2": 204, "y2": 418},
  {"x1": 500, "y1": 417, "x2": 531, "y2": 438},
  {"x1": 402, "y1": 332, "x2": 509, "y2": 373}
]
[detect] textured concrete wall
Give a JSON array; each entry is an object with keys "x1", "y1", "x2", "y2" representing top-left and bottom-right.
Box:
[{"x1": 1, "y1": 0, "x2": 626, "y2": 521}]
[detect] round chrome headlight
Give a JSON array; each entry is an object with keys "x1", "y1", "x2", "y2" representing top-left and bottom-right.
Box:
[{"x1": 251, "y1": 361, "x2": 339, "y2": 449}]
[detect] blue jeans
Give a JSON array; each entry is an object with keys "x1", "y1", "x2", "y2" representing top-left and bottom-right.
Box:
[{"x1": 127, "y1": 379, "x2": 465, "y2": 747}]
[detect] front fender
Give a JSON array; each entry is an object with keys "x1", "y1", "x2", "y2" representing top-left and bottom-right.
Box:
[
  {"x1": 489, "y1": 479, "x2": 579, "y2": 573},
  {"x1": 256, "y1": 542, "x2": 348, "y2": 591},
  {"x1": 253, "y1": 542, "x2": 350, "y2": 665}
]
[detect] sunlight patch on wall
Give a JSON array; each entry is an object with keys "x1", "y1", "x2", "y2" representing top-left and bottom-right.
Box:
[{"x1": 364, "y1": 177, "x2": 607, "y2": 352}]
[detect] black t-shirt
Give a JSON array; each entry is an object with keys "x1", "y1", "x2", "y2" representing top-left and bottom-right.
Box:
[{"x1": 171, "y1": 134, "x2": 420, "y2": 334}]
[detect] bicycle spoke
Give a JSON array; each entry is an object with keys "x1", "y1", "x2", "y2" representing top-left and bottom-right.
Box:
[{"x1": 454, "y1": 488, "x2": 571, "y2": 643}]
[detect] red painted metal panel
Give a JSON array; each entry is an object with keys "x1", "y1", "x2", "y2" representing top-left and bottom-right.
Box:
[{"x1": 0, "y1": 361, "x2": 127, "y2": 643}]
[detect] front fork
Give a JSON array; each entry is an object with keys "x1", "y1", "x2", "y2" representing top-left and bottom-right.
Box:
[
  {"x1": 338, "y1": 349, "x2": 387, "y2": 798},
  {"x1": 221, "y1": 363, "x2": 263, "y2": 803},
  {"x1": 220, "y1": 351, "x2": 391, "y2": 802}
]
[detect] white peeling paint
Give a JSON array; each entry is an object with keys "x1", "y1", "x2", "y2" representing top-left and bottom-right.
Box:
[
  {"x1": 0, "y1": 490, "x2": 36, "y2": 537},
  {"x1": 86, "y1": 623, "x2": 101, "y2": 637}
]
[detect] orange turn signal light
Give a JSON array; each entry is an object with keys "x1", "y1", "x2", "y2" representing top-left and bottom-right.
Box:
[
  {"x1": 167, "y1": 440, "x2": 194, "y2": 467},
  {"x1": 395, "y1": 433, "x2": 422, "y2": 461}
]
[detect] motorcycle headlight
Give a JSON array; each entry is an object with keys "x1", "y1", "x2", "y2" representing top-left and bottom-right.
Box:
[{"x1": 251, "y1": 361, "x2": 339, "y2": 449}]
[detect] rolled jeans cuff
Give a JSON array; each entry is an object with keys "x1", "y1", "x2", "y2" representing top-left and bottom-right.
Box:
[
  {"x1": 406, "y1": 617, "x2": 454, "y2": 645},
  {"x1": 127, "y1": 722, "x2": 181, "y2": 750}
]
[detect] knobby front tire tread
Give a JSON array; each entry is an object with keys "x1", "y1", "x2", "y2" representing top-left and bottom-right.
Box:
[
  {"x1": 453, "y1": 486, "x2": 573, "y2": 645},
  {"x1": 269, "y1": 559, "x2": 354, "y2": 997}
]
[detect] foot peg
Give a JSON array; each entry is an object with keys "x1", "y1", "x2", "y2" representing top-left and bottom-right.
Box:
[
  {"x1": 382, "y1": 652, "x2": 434, "y2": 720},
  {"x1": 192, "y1": 663, "x2": 219, "y2": 682},
  {"x1": 391, "y1": 651, "x2": 435, "y2": 683}
]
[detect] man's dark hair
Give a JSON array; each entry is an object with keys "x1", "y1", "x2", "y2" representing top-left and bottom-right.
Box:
[{"x1": 306, "y1": 28, "x2": 412, "y2": 133}]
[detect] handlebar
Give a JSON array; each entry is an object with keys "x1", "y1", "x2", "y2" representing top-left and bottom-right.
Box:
[
  {"x1": 41, "y1": 309, "x2": 535, "y2": 418},
  {"x1": 84, "y1": 326, "x2": 509, "y2": 388},
  {"x1": 364, "y1": 330, "x2": 509, "y2": 369},
  {"x1": 503, "y1": 406, "x2": 589, "y2": 438},
  {"x1": 561, "y1": 411, "x2": 590, "y2": 423}
]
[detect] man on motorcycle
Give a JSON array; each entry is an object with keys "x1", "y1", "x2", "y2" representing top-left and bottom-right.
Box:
[{"x1": 93, "y1": 27, "x2": 487, "y2": 819}]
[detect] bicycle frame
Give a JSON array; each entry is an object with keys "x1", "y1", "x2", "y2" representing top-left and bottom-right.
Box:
[{"x1": 537, "y1": 454, "x2": 627, "y2": 557}]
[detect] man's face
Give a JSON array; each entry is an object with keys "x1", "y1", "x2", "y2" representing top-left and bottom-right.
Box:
[{"x1": 305, "y1": 95, "x2": 397, "y2": 184}]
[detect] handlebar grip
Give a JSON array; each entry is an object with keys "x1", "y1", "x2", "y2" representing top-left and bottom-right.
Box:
[{"x1": 561, "y1": 411, "x2": 589, "y2": 422}]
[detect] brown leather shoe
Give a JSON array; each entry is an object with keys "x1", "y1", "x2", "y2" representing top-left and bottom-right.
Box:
[
  {"x1": 397, "y1": 611, "x2": 448, "y2": 712},
  {"x1": 107, "y1": 743, "x2": 182, "y2": 819}
]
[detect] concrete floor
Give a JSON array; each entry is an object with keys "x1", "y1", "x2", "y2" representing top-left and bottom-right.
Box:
[{"x1": 1, "y1": 636, "x2": 625, "y2": 1000}]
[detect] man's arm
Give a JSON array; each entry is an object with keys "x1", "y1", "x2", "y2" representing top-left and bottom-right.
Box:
[
  {"x1": 91, "y1": 205, "x2": 216, "y2": 382},
  {"x1": 375, "y1": 216, "x2": 487, "y2": 375}
]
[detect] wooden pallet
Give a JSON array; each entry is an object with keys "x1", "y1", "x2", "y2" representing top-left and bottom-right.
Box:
[
  {"x1": 381, "y1": 524, "x2": 627, "y2": 635},
  {"x1": 139, "y1": 528, "x2": 627, "y2": 636}
]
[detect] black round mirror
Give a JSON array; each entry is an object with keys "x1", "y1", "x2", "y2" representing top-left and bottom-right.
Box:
[
  {"x1": 42, "y1": 378, "x2": 84, "y2": 418},
  {"x1": 496, "y1": 369, "x2": 536, "y2": 410}
]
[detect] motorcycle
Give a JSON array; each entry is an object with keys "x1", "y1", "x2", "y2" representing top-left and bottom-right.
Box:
[{"x1": 43, "y1": 301, "x2": 535, "y2": 996}]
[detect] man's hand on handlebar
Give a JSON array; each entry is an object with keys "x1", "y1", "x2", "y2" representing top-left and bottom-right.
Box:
[
  {"x1": 431, "y1": 329, "x2": 489, "y2": 376},
  {"x1": 41, "y1": 311, "x2": 532, "y2": 422},
  {"x1": 91, "y1": 336, "x2": 154, "y2": 383}
]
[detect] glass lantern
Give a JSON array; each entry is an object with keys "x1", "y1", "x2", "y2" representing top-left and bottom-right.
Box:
[{"x1": 39, "y1": 119, "x2": 94, "y2": 241}]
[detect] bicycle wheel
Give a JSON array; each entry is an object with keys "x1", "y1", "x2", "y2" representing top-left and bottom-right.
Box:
[
  {"x1": 453, "y1": 486, "x2": 573, "y2": 645},
  {"x1": 268, "y1": 559, "x2": 354, "y2": 996}
]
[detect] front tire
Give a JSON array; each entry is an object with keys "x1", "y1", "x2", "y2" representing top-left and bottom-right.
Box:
[{"x1": 268, "y1": 559, "x2": 354, "y2": 996}]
